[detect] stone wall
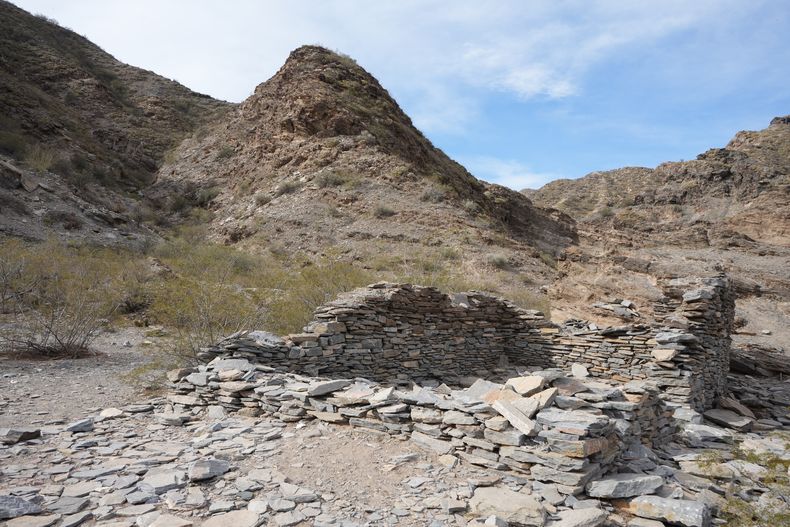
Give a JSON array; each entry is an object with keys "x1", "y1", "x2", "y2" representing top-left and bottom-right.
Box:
[
  {"x1": 199, "y1": 277, "x2": 734, "y2": 411},
  {"x1": 518, "y1": 276, "x2": 735, "y2": 411},
  {"x1": 199, "y1": 283, "x2": 542, "y2": 382},
  {"x1": 169, "y1": 360, "x2": 674, "y2": 496}
]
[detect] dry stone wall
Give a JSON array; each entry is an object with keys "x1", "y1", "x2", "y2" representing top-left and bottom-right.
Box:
[
  {"x1": 199, "y1": 283, "x2": 543, "y2": 382},
  {"x1": 199, "y1": 277, "x2": 734, "y2": 411}
]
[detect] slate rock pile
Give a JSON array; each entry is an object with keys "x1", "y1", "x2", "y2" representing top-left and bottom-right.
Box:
[
  {"x1": 197, "y1": 278, "x2": 734, "y2": 413},
  {"x1": 170, "y1": 359, "x2": 674, "y2": 496}
]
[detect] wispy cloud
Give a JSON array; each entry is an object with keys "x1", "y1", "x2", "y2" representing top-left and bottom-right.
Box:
[
  {"x1": 13, "y1": 0, "x2": 789, "y2": 180},
  {"x1": 16, "y1": 0, "x2": 761, "y2": 129},
  {"x1": 460, "y1": 156, "x2": 562, "y2": 190}
]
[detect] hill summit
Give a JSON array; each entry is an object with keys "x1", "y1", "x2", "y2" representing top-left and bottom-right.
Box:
[{"x1": 153, "y1": 45, "x2": 576, "y2": 279}]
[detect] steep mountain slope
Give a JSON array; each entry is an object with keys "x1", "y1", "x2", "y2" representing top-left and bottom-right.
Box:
[
  {"x1": 153, "y1": 46, "x2": 576, "y2": 281},
  {"x1": 0, "y1": 0, "x2": 230, "y2": 243},
  {"x1": 527, "y1": 117, "x2": 790, "y2": 351}
]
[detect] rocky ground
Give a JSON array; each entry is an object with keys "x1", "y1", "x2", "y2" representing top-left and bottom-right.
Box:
[
  {"x1": 0, "y1": 327, "x2": 167, "y2": 428},
  {"x1": 2, "y1": 350, "x2": 789, "y2": 527}
]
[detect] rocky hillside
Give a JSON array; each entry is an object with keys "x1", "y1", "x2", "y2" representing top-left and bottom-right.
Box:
[
  {"x1": 0, "y1": 0, "x2": 229, "y2": 244},
  {"x1": 528, "y1": 116, "x2": 789, "y2": 246},
  {"x1": 152, "y1": 46, "x2": 576, "y2": 281},
  {"x1": 527, "y1": 117, "x2": 790, "y2": 352}
]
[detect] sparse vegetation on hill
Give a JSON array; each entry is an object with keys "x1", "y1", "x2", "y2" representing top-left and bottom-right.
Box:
[{"x1": 0, "y1": 233, "x2": 552, "y2": 359}]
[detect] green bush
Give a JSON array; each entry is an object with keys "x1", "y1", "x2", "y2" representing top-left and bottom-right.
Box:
[
  {"x1": 0, "y1": 239, "x2": 123, "y2": 357},
  {"x1": 275, "y1": 181, "x2": 301, "y2": 196},
  {"x1": 216, "y1": 146, "x2": 235, "y2": 160},
  {"x1": 266, "y1": 261, "x2": 372, "y2": 334},
  {"x1": 316, "y1": 171, "x2": 349, "y2": 188},
  {"x1": 420, "y1": 186, "x2": 447, "y2": 203}
]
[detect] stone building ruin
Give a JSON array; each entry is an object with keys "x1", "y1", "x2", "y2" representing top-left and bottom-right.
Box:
[{"x1": 170, "y1": 276, "x2": 734, "y2": 498}]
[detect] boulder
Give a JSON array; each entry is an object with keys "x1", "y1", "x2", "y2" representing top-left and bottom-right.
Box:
[
  {"x1": 470, "y1": 487, "x2": 545, "y2": 526},
  {"x1": 630, "y1": 496, "x2": 711, "y2": 527},
  {"x1": 552, "y1": 508, "x2": 608, "y2": 527},
  {"x1": 188, "y1": 459, "x2": 230, "y2": 481},
  {"x1": 0, "y1": 428, "x2": 41, "y2": 445}
]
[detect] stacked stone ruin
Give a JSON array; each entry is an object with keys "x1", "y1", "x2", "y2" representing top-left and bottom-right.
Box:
[{"x1": 171, "y1": 276, "x2": 734, "y2": 491}]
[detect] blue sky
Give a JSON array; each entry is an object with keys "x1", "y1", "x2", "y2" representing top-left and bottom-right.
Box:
[{"x1": 14, "y1": 1, "x2": 790, "y2": 189}]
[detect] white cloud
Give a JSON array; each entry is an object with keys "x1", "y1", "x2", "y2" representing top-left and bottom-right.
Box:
[
  {"x1": 11, "y1": 0, "x2": 775, "y2": 140},
  {"x1": 460, "y1": 156, "x2": 562, "y2": 190}
]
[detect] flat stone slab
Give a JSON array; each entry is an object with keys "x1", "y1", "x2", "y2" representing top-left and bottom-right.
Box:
[
  {"x1": 307, "y1": 379, "x2": 351, "y2": 397},
  {"x1": 202, "y1": 510, "x2": 260, "y2": 527},
  {"x1": 586, "y1": 474, "x2": 664, "y2": 498},
  {"x1": 5, "y1": 514, "x2": 60, "y2": 527},
  {"x1": 410, "y1": 431, "x2": 453, "y2": 454},
  {"x1": 505, "y1": 376, "x2": 545, "y2": 396},
  {"x1": 0, "y1": 496, "x2": 43, "y2": 520},
  {"x1": 703, "y1": 409, "x2": 753, "y2": 432},
  {"x1": 188, "y1": 459, "x2": 230, "y2": 481},
  {"x1": 553, "y1": 508, "x2": 608, "y2": 527}
]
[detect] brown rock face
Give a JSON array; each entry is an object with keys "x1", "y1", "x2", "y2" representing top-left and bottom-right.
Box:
[
  {"x1": 527, "y1": 117, "x2": 790, "y2": 354},
  {"x1": 0, "y1": 1, "x2": 229, "y2": 244},
  {"x1": 153, "y1": 45, "x2": 576, "y2": 278}
]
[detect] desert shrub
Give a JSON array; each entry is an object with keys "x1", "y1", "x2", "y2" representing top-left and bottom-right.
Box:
[
  {"x1": 149, "y1": 274, "x2": 266, "y2": 362},
  {"x1": 23, "y1": 144, "x2": 55, "y2": 172},
  {"x1": 275, "y1": 181, "x2": 301, "y2": 196},
  {"x1": 194, "y1": 187, "x2": 220, "y2": 208},
  {"x1": 462, "y1": 199, "x2": 480, "y2": 215},
  {"x1": 255, "y1": 193, "x2": 271, "y2": 206},
  {"x1": 148, "y1": 241, "x2": 274, "y2": 361},
  {"x1": 267, "y1": 261, "x2": 372, "y2": 334},
  {"x1": 316, "y1": 171, "x2": 349, "y2": 188},
  {"x1": 173, "y1": 99, "x2": 192, "y2": 114},
  {"x1": 216, "y1": 146, "x2": 235, "y2": 160},
  {"x1": 0, "y1": 131, "x2": 28, "y2": 158},
  {"x1": 420, "y1": 186, "x2": 447, "y2": 203},
  {"x1": 538, "y1": 251, "x2": 557, "y2": 269},
  {"x1": 42, "y1": 210, "x2": 82, "y2": 230},
  {"x1": 0, "y1": 238, "x2": 35, "y2": 314},
  {"x1": 487, "y1": 254, "x2": 509, "y2": 270},
  {"x1": 0, "y1": 240, "x2": 123, "y2": 357},
  {"x1": 373, "y1": 205, "x2": 396, "y2": 218},
  {"x1": 169, "y1": 194, "x2": 192, "y2": 213},
  {"x1": 0, "y1": 193, "x2": 29, "y2": 216}
]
